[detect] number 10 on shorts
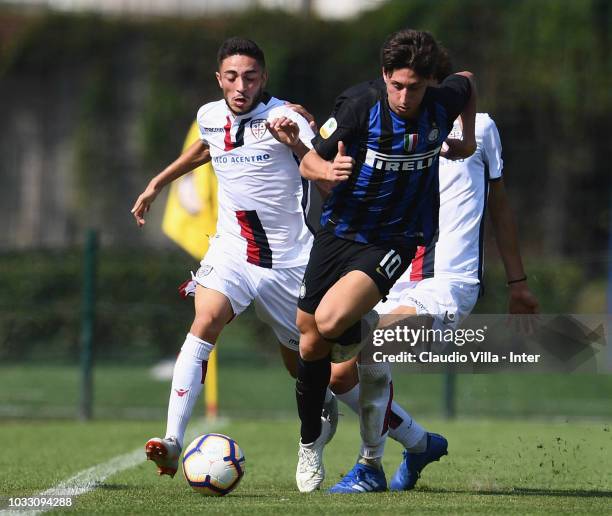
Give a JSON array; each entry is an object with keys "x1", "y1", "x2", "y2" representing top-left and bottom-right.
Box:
[{"x1": 377, "y1": 249, "x2": 402, "y2": 279}]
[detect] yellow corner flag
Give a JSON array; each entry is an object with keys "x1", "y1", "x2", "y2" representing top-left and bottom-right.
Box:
[
  {"x1": 162, "y1": 121, "x2": 218, "y2": 260},
  {"x1": 162, "y1": 120, "x2": 219, "y2": 421}
]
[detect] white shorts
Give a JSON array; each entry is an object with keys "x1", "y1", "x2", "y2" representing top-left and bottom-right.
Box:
[
  {"x1": 375, "y1": 277, "x2": 480, "y2": 331},
  {"x1": 194, "y1": 236, "x2": 304, "y2": 351}
]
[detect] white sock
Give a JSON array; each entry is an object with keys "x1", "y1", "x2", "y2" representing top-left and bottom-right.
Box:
[
  {"x1": 336, "y1": 384, "x2": 428, "y2": 451},
  {"x1": 165, "y1": 333, "x2": 214, "y2": 448},
  {"x1": 387, "y1": 400, "x2": 427, "y2": 451},
  {"x1": 335, "y1": 384, "x2": 360, "y2": 413},
  {"x1": 357, "y1": 362, "x2": 392, "y2": 459}
]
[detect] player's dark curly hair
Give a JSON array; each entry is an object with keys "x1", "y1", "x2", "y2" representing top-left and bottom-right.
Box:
[
  {"x1": 381, "y1": 29, "x2": 439, "y2": 77},
  {"x1": 217, "y1": 37, "x2": 266, "y2": 69}
]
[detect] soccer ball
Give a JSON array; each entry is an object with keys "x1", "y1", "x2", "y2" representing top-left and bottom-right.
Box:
[{"x1": 182, "y1": 433, "x2": 245, "y2": 496}]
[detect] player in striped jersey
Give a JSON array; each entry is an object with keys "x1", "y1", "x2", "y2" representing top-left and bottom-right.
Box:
[
  {"x1": 293, "y1": 29, "x2": 477, "y2": 492},
  {"x1": 329, "y1": 51, "x2": 539, "y2": 494}
]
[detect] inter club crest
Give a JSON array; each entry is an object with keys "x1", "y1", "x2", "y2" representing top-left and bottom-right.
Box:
[
  {"x1": 427, "y1": 126, "x2": 440, "y2": 143},
  {"x1": 250, "y1": 119, "x2": 267, "y2": 140}
]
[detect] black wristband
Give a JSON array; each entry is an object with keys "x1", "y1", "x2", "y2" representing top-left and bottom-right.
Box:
[{"x1": 507, "y1": 276, "x2": 527, "y2": 286}]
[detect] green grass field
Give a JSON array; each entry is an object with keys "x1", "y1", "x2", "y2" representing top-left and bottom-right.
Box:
[
  {"x1": 1, "y1": 417, "x2": 611, "y2": 514},
  {"x1": 1, "y1": 363, "x2": 611, "y2": 513}
]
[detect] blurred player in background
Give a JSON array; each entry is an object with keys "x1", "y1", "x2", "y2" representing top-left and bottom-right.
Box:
[
  {"x1": 294, "y1": 29, "x2": 477, "y2": 492},
  {"x1": 131, "y1": 36, "x2": 318, "y2": 477},
  {"x1": 329, "y1": 48, "x2": 540, "y2": 494}
]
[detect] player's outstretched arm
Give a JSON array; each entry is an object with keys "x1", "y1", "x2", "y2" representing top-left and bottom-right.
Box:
[
  {"x1": 299, "y1": 141, "x2": 353, "y2": 184},
  {"x1": 441, "y1": 71, "x2": 477, "y2": 160},
  {"x1": 488, "y1": 179, "x2": 540, "y2": 314},
  {"x1": 131, "y1": 139, "x2": 210, "y2": 227}
]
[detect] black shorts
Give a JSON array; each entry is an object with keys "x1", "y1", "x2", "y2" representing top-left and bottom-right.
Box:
[{"x1": 297, "y1": 228, "x2": 416, "y2": 314}]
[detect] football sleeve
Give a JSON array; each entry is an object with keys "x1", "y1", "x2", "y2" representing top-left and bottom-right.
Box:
[
  {"x1": 435, "y1": 74, "x2": 472, "y2": 129},
  {"x1": 295, "y1": 113, "x2": 316, "y2": 149},
  {"x1": 482, "y1": 117, "x2": 504, "y2": 181},
  {"x1": 311, "y1": 97, "x2": 361, "y2": 161},
  {"x1": 196, "y1": 105, "x2": 210, "y2": 144},
  {"x1": 285, "y1": 109, "x2": 316, "y2": 149}
]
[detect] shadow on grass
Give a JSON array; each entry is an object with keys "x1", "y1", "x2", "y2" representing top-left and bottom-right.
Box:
[
  {"x1": 418, "y1": 486, "x2": 612, "y2": 498},
  {"x1": 94, "y1": 484, "x2": 270, "y2": 500},
  {"x1": 193, "y1": 494, "x2": 270, "y2": 499},
  {"x1": 97, "y1": 484, "x2": 136, "y2": 490}
]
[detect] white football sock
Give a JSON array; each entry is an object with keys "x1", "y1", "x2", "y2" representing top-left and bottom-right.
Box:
[
  {"x1": 336, "y1": 383, "x2": 427, "y2": 451},
  {"x1": 335, "y1": 383, "x2": 360, "y2": 412},
  {"x1": 387, "y1": 400, "x2": 427, "y2": 452},
  {"x1": 165, "y1": 333, "x2": 214, "y2": 448},
  {"x1": 357, "y1": 362, "x2": 392, "y2": 460}
]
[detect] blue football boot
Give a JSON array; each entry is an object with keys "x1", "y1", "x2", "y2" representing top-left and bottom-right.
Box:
[
  {"x1": 389, "y1": 432, "x2": 448, "y2": 491},
  {"x1": 328, "y1": 462, "x2": 387, "y2": 494}
]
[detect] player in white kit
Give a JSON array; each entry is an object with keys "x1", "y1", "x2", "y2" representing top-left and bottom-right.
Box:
[
  {"x1": 376, "y1": 114, "x2": 539, "y2": 492},
  {"x1": 329, "y1": 63, "x2": 539, "y2": 492},
  {"x1": 131, "y1": 37, "x2": 318, "y2": 477},
  {"x1": 385, "y1": 113, "x2": 510, "y2": 328}
]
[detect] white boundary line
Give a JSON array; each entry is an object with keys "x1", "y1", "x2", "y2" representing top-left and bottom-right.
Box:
[{"x1": 1, "y1": 418, "x2": 227, "y2": 515}]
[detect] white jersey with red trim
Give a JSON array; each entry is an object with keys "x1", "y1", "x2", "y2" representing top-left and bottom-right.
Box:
[
  {"x1": 197, "y1": 95, "x2": 315, "y2": 268},
  {"x1": 397, "y1": 113, "x2": 503, "y2": 288}
]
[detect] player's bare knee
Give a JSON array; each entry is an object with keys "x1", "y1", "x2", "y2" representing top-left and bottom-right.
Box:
[
  {"x1": 299, "y1": 332, "x2": 330, "y2": 361},
  {"x1": 299, "y1": 338, "x2": 320, "y2": 361},
  {"x1": 190, "y1": 312, "x2": 225, "y2": 341},
  {"x1": 314, "y1": 307, "x2": 349, "y2": 340}
]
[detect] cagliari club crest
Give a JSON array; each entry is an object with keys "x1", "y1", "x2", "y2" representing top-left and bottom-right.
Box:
[{"x1": 250, "y1": 119, "x2": 267, "y2": 140}]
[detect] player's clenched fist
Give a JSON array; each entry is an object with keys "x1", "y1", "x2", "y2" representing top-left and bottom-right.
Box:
[{"x1": 440, "y1": 137, "x2": 476, "y2": 160}]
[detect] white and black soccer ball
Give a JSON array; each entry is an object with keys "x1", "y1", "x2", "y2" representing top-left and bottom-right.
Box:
[{"x1": 182, "y1": 433, "x2": 245, "y2": 496}]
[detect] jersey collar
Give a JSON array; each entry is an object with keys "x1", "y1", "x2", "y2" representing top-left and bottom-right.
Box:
[{"x1": 225, "y1": 92, "x2": 273, "y2": 121}]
